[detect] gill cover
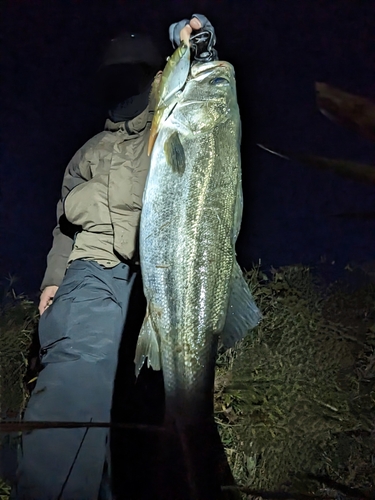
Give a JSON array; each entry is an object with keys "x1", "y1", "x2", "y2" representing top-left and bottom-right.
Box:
[{"x1": 148, "y1": 41, "x2": 191, "y2": 156}]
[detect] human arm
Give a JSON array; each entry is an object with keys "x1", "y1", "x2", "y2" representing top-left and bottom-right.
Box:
[
  {"x1": 39, "y1": 138, "x2": 95, "y2": 312},
  {"x1": 39, "y1": 199, "x2": 78, "y2": 293}
]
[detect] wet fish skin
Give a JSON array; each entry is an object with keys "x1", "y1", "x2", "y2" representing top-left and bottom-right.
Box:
[
  {"x1": 139, "y1": 59, "x2": 238, "y2": 406},
  {"x1": 148, "y1": 40, "x2": 191, "y2": 155},
  {"x1": 136, "y1": 49, "x2": 260, "y2": 499}
]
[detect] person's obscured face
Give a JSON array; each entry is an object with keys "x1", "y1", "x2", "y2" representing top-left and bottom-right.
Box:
[{"x1": 96, "y1": 63, "x2": 156, "y2": 108}]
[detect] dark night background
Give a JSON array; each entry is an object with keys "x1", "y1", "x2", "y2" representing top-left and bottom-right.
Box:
[{"x1": 1, "y1": 0, "x2": 375, "y2": 298}]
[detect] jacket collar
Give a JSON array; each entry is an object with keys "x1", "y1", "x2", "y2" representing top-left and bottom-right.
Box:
[
  {"x1": 104, "y1": 105, "x2": 153, "y2": 136},
  {"x1": 104, "y1": 74, "x2": 160, "y2": 136}
]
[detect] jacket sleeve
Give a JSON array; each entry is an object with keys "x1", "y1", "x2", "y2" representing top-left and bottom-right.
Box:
[
  {"x1": 40, "y1": 199, "x2": 75, "y2": 290},
  {"x1": 40, "y1": 138, "x2": 96, "y2": 291}
]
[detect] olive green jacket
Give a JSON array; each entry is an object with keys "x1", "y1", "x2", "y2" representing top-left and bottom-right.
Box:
[{"x1": 40, "y1": 106, "x2": 153, "y2": 290}]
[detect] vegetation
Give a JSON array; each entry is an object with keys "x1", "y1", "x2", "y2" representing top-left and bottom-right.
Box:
[
  {"x1": 259, "y1": 82, "x2": 375, "y2": 192},
  {"x1": 0, "y1": 279, "x2": 38, "y2": 499},
  {"x1": 215, "y1": 264, "x2": 375, "y2": 499},
  {"x1": 1, "y1": 266, "x2": 374, "y2": 499},
  {"x1": 228, "y1": 84, "x2": 375, "y2": 498},
  {"x1": 0, "y1": 280, "x2": 37, "y2": 419}
]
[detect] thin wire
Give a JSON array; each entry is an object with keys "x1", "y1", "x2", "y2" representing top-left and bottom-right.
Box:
[{"x1": 57, "y1": 418, "x2": 92, "y2": 500}]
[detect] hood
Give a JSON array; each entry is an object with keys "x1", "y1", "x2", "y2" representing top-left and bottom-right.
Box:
[{"x1": 95, "y1": 32, "x2": 164, "y2": 109}]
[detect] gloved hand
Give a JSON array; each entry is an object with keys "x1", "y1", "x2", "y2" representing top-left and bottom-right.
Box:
[{"x1": 169, "y1": 14, "x2": 216, "y2": 49}]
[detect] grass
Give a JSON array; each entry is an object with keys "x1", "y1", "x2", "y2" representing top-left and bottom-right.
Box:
[
  {"x1": 215, "y1": 264, "x2": 375, "y2": 499},
  {"x1": 1, "y1": 266, "x2": 374, "y2": 499},
  {"x1": 0, "y1": 280, "x2": 38, "y2": 499},
  {"x1": 0, "y1": 280, "x2": 38, "y2": 419}
]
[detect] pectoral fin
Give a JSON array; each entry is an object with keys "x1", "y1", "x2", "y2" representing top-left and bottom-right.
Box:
[
  {"x1": 134, "y1": 306, "x2": 161, "y2": 377},
  {"x1": 221, "y1": 263, "x2": 262, "y2": 348},
  {"x1": 164, "y1": 131, "x2": 186, "y2": 175}
]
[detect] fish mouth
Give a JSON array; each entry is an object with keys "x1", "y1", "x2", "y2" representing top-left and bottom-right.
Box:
[
  {"x1": 148, "y1": 61, "x2": 234, "y2": 155},
  {"x1": 191, "y1": 60, "x2": 233, "y2": 78}
]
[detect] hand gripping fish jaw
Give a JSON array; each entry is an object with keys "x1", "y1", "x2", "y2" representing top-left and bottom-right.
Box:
[
  {"x1": 190, "y1": 28, "x2": 218, "y2": 63},
  {"x1": 148, "y1": 27, "x2": 218, "y2": 156}
]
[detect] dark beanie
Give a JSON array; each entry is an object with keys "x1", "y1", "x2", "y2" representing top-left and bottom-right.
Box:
[
  {"x1": 99, "y1": 32, "x2": 164, "y2": 72},
  {"x1": 95, "y1": 32, "x2": 164, "y2": 107}
]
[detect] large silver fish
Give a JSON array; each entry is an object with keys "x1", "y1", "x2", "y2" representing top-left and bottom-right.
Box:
[{"x1": 135, "y1": 42, "x2": 261, "y2": 499}]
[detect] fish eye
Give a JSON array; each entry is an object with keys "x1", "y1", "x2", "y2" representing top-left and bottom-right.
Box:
[{"x1": 210, "y1": 77, "x2": 229, "y2": 85}]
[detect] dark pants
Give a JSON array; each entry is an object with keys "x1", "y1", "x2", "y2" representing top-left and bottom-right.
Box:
[{"x1": 14, "y1": 260, "x2": 136, "y2": 500}]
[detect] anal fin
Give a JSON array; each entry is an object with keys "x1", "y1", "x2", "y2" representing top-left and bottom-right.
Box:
[
  {"x1": 134, "y1": 307, "x2": 161, "y2": 377},
  {"x1": 221, "y1": 262, "x2": 262, "y2": 348}
]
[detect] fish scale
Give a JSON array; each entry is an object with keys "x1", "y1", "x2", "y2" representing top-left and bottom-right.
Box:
[
  {"x1": 139, "y1": 61, "x2": 244, "y2": 417},
  {"x1": 135, "y1": 49, "x2": 261, "y2": 498}
]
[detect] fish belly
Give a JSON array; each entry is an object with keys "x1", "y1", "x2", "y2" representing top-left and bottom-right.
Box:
[{"x1": 140, "y1": 117, "x2": 240, "y2": 423}]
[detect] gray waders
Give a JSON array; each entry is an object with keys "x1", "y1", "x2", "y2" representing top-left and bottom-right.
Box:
[{"x1": 14, "y1": 259, "x2": 136, "y2": 500}]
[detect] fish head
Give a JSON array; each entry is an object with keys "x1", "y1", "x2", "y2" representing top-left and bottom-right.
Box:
[
  {"x1": 148, "y1": 58, "x2": 238, "y2": 155},
  {"x1": 175, "y1": 60, "x2": 239, "y2": 133},
  {"x1": 148, "y1": 42, "x2": 191, "y2": 155}
]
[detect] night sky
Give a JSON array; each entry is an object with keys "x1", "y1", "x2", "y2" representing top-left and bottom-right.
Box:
[{"x1": 1, "y1": 0, "x2": 375, "y2": 297}]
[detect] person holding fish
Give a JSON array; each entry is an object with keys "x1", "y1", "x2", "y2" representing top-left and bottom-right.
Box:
[{"x1": 13, "y1": 14, "x2": 233, "y2": 500}]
